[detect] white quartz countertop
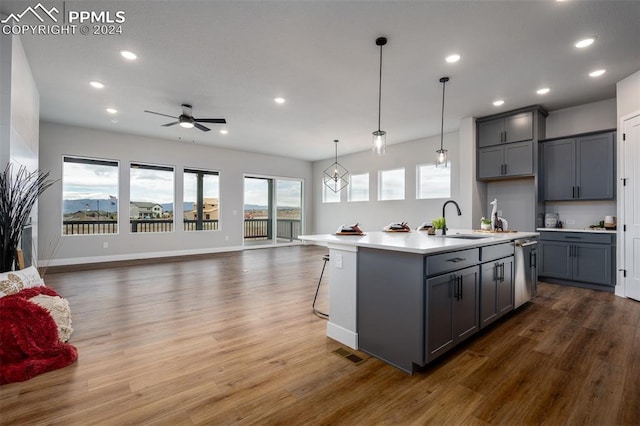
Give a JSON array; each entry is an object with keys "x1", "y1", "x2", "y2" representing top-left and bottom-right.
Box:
[
  {"x1": 537, "y1": 227, "x2": 616, "y2": 234},
  {"x1": 298, "y1": 229, "x2": 539, "y2": 255}
]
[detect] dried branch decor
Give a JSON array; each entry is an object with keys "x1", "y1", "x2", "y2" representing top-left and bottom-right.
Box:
[{"x1": 0, "y1": 163, "x2": 56, "y2": 273}]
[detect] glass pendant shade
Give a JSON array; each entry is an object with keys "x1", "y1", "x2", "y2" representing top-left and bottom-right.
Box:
[
  {"x1": 323, "y1": 140, "x2": 349, "y2": 193},
  {"x1": 436, "y1": 148, "x2": 448, "y2": 168},
  {"x1": 372, "y1": 130, "x2": 386, "y2": 155}
]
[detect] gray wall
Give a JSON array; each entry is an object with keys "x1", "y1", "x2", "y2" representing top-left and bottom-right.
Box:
[{"x1": 38, "y1": 122, "x2": 313, "y2": 266}]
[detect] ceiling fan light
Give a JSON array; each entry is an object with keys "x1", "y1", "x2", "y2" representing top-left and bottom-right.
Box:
[{"x1": 179, "y1": 121, "x2": 194, "y2": 129}]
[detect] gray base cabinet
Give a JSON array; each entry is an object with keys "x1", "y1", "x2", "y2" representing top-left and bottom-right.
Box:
[
  {"x1": 538, "y1": 231, "x2": 615, "y2": 289},
  {"x1": 426, "y1": 265, "x2": 479, "y2": 362},
  {"x1": 541, "y1": 131, "x2": 615, "y2": 201},
  {"x1": 480, "y1": 257, "x2": 514, "y2": 328}
]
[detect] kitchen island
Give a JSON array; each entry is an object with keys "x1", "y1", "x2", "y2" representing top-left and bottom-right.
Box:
[{"x1": 299, "y1": 229, "x2": 538, "y2": 373}]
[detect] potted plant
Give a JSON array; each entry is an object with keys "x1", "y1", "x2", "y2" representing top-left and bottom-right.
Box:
[
  {"x1": 0, "y1": 163, "x2": 56, "y2": 272},
  {"x1": 480, "y1": 217, "x2": 492, "y2": 231},
  {"x1": 432, "y1": 217, "x2": 446, "y2": 235}
]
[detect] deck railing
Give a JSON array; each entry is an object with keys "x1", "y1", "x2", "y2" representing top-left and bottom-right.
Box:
[{"x1": 62, "y1": 219, "x2": 301, "y2": 240}]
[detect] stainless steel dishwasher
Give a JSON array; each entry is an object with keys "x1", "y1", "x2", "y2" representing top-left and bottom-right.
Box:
[{"x1": 514, "y1": 238, "x2": 538, "y2": 308}]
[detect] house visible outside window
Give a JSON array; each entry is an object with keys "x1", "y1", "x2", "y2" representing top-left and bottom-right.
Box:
[
  {"x1": 323, "y1": 181, "x2": 340, "y2": 203},
  {"x1": 378, "y1": 168, "x2": 405, "y2": 200},
  {"x1": 130, "y1": 163, "x2": 174, "y2": 233},
  {"x1": 348, "y1": 173, "x2": 369, "y2": 202},
  {"x1": 417, "y1": 163, "x2": 451, "y2": 199},
  {"x1": 184, "y1": 168, "x2": 220, "y2": 231},
  {"x1": 62, "y1": 156, "x2": 119, "y2": 235}
]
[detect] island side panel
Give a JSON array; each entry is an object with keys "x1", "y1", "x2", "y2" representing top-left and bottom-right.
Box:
[
  {"x1": 357, "y1": 247, "x2": 424, "y2": 374},
  {"x1": 327, "y1": 244, "x2": 358, "y2": 349}
]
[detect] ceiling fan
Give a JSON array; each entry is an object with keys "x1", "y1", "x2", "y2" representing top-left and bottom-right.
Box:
[{"x1": 144, "y1": 104, "x2": 226, "y2": 132}]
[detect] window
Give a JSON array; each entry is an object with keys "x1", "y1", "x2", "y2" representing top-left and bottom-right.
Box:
[
  {"x1": 348, "y1": 173, "x2": 369, "y2": 202},
  {"x1": 417, "y1": 163, "x2": 451, "y2": 199},
  {"x1": 378, "y1": 168, "x2": 405, "y2": 200},
  {"x1": 184, "y1": 168, "x2": 220, "y2": 231},
  {"x1": 62, "y1": 156, "x2": 119, "y2": 235},
  {"x1": 130, "y1": 163, "x2": 174, "y2": 233},
  {"x1": 323, "y1": 181, "x2": 340, "y2": 203}
]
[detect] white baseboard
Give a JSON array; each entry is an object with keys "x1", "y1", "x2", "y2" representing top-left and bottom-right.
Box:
[{"x1": 326, "y1": 322, "x2": 358, "y2": 350}]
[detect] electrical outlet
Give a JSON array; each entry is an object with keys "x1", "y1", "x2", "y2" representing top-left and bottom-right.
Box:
[
  {"x1": 335, "y1": 254, "x2": 343, "y2": 269},
  {"x1": 103, "y1": 242, "x2": 108, "y2": 249},
  {"x1": 565, "y1": 220, "x2": 575, "y2": 225}
]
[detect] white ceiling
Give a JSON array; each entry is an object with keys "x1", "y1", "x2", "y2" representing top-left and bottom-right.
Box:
[{"x1": 2, "y1": 0, "x2": 639, "y2": 161}]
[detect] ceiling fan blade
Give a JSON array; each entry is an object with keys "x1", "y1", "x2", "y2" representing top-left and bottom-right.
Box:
[
  {"x1": 162, "y1": 121, "x2": 179, "y2": 127},
  {"x1": 195, "y1": 118, "x2": 227, "y2": 124},
  {"x1": 194, "y1": 122, "x2": 211, "y2": 132},
  {"x1": 144, "y1": 110, "x2": 178, "y2": 119}
]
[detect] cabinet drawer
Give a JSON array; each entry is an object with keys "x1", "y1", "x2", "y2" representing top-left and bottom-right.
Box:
[
  {"x1": 426, "y1": 248, "x2": 479, "y2": 277},
  {"x1": 539, "y1": 232, "x2": 612, "y2": 244},
  {"x1": 480, "y1": 242, "x2": 514, "y2": 262}
]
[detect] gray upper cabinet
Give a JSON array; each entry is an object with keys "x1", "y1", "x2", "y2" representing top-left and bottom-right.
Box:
[
  {"x1": 541, "y1": 131, "x2": 615, "y2": 201},
  {"x1": 478, "y1": 140, "x2": 534, "y2": 179},
  {"x1": 478, "y1": 112, "x2": 533, "y2": 148},
  {"x1": 476, "y1": 106, "x2": 546, "y2": 181}
]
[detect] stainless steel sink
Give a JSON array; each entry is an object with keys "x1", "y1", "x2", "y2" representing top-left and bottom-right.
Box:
[{"x1": 445, "y1": 234, "x2": 491, "y2": 240}]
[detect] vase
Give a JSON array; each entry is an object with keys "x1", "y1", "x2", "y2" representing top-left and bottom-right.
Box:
[{"x1": 435, "y1": 229, "x2": 444, "y2": 236}]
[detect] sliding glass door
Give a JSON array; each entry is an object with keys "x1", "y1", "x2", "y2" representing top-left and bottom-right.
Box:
[{"x1": 243, "y1": 175, "x2": 302, "y2": 246}]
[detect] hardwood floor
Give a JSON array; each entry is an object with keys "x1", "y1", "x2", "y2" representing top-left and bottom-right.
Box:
[{"x1": 1, "y1": 245, "x2": 638, "y2": 425}]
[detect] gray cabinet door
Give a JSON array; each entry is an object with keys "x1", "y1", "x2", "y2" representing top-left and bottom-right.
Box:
[
  {"x1": 480, "y1": 257, "x2": 513, "y2": 328},
  {"x1": 543, "y1": 138, "x2": 575, "y2": 200},
  {"x1": 539, "y1": 241, "x2": 572, "y2": 280},
  {"x1": 497, "y1": 257, "x2": 514, "y2": 315},
  {"x1": 576, "y1": 133, "x2": 615, "y2": 200},
  {"x1": 478, "y1": 118, "x2": 504, "y2": 148},
  {"x1": 480, "y1": 262, "x2": 499, "y2": 327},
  {"x1": 426, "y1": 273, "x2": 455, "y2": 361},
  {"x1": 478, "y1": 146, "x2": 504, "y2": 179},
  {"x1": 573, "y1": 243, "x2": 613, "y2": 286},
  {"x1": 504, "y1": 141, "x2": 534, "y2": 176},
  {"x1": 454, "y1": 266, "x2": 479, "y2": 341},
  {"x1": 504, "y1": 112, "x2": 533, "y2": 143}
]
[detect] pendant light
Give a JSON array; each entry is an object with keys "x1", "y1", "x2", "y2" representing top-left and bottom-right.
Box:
[
  {"x1": 436, "y1": 76, "x2": 450, "y2": 168},
  {"x1": 323, "y1": 139, "x2": 349, "y2": 193},
  {"x1": 373, "y1": 37, "x2": 388, "y2": 155}
]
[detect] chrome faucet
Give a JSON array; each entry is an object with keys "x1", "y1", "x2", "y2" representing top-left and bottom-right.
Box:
[{"x1": 442, "y1": 200, "x2": 462, "y2": 236}]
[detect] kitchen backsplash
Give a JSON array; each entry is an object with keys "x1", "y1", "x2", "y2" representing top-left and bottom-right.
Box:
[{"x1": 544, "y1": 200, "x2": 616, "y2": 229}]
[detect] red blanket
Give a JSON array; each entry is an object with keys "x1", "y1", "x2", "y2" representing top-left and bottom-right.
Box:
[{"x1": 0, "y1": 287, "x2": 78, "y2": 385}]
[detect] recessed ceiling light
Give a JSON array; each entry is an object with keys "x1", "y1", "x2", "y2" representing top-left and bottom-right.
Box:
[
  {"x1": 537, "y1": 87, "x2": 550, "y2": 95},
  {"x1": 589, "y1": 69, "x2": 606, "y2": 77},
  {"x1": 575, "y1": 37, "x2": 596, "y2": 48},
  {"x1": 111, "y1": 119, "x2": 119, "y2": 123},
  {"x1": 120, "y1": 50, "x2": 137, "y2": 60},
  {"x1": 493, "y1": 100, "x2": 505, "y2": 106},
  {"x1": 445, "y1": 54, "x2": 461, "y2": 63},
  {"x1": 220, "y1": 129, "x2": 228, "y2": 135},
  {"x1": 274, "y1": 97, "x2": 286, "y2": 104},
  {"x1": 106, "y1": 108, "x2": 118, "y2": 114},
  {"x1": 90, "y1": 81, "x2": 104, "y2": 89}
]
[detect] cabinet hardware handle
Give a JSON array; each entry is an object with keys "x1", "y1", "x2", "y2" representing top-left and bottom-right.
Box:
[
  {"x1": 501, "y1": 263, "x2": 505, "y2": 281},
  {"x1": 452, "y1": 275, "x2": 459, "y2": 300},
  {"x1": 458, "y1": 276, "x2": 463, "y2": 300},
  {"x1": 565, "y1": 236, "x2": 581, "y2": 239},
  {"x1": 576, "y1": 186, "x2": 580, "y2": 198},
  {"x1": 447, "y1": 257, "x2": 466, "y2": 263},
  {"x1": 504, "y1": 164, "x2": 507, "y2": 175},
  {"x1": 530, "y1": 251, "x2": 536, "y2": 268},
  {"x1": 572, "y1": 186, "x2": 575, "y2": 198},
  {"x1": 494, "y1": 263, "x2": 499, "y2": 281}
]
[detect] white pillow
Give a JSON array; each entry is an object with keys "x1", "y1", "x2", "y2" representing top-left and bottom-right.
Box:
[{"x1": 0, "y1": 266, "x2": 45, "y2": 297}]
